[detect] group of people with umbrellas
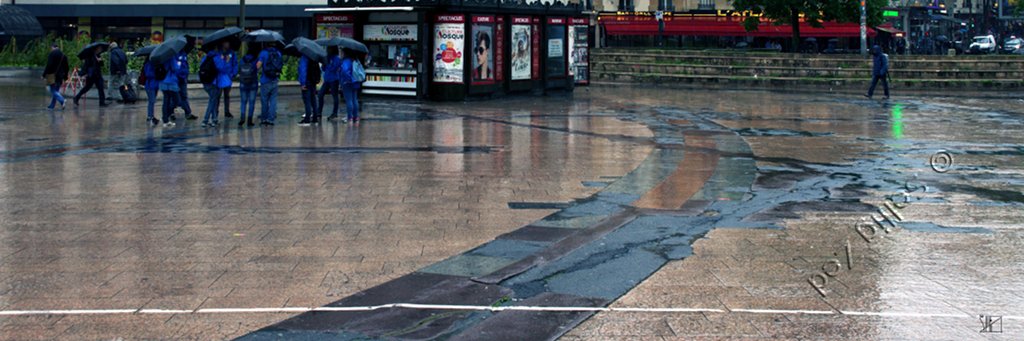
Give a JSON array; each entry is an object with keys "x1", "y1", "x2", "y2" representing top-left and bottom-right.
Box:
[{"x1": 54, "y1": 27, "x2": 368, "y2": 128}]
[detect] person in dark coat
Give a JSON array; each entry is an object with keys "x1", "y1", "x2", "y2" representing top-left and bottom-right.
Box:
[
  {"x1": 42, "y1": 43, "x2": 69, "y2": 110},
  {"x1": 73, "y1": 45, "x2": 108, "y2": 107},
  {"x1": 865, "y1": 45, "x2": 890, "y2": 100},
  {"x1": 107, "y1": 42, "x2": 129, "y2": 102}
]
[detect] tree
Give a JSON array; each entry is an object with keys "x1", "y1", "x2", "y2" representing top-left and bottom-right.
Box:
[{"x1": 730, "y1": 0, "x2": 887, "y2": 52}]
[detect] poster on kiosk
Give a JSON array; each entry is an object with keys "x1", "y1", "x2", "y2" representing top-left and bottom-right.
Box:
[
  {"x1": 433, "y1": 14, "x2": 466, "y2": 84},
  {"x1": 570, "y1": 18, "x2": 589, "y2": 85}
]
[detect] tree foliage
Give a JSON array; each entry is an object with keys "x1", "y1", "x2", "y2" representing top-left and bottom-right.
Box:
[{"x1": 730, "y1": 0, "x2": 888, "y2": 50}]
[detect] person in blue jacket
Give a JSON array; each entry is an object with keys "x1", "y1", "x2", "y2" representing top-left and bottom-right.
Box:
[
  {"x1": 175, "y1": 50, "x2": 197, "y2": 120},
  {"x1": 318, "y1": 47, "x2": 342, "y2": 122},
  {"x1": 160, "y1": 56, "x2": 182, "y2": 127},
  {"x1": 865, "y1": 45, "x2": 890, "y2": 100},
  {"x1": 257, "y1": 45, "x2": 282, "y2": 126},
  {"x1": 297, "y1": 55, "x2": 319, "y2": 126},
  {"x1": 339, "y1": 50, "x2": 362, "y2": 123},
  {"x1": 237, "y1": 54, "x2": 259, "y2": 127},
  {"x1": 200, "y1": 49, "x2": 233, "y2": 127},
  {"x1": 220, "y1": 41, "x2": 238, "y2": 119},
  {"x1": 142, "y1": 57, "x2": 161, "y2": 126}
]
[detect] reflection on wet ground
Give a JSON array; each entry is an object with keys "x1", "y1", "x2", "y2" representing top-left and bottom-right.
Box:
[{"x1": 1, "y1": 84, "x2": 1023, "y2": 340}]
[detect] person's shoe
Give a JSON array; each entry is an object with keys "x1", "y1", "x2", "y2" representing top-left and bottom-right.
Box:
[
  {"x1": 239, "y1": 119, "x2": 246, "y2": 127},
  {"x1": 73, "y1": 97, "x2": 80, "y2": 106},
  {"x1": 247, "y1": 119, "x2": 255, "y2": 127},
  {"x1": 47, "y1": 105, "x2": 54, "y2": 110},
  {"x1": 224, "y1": 112, "x2": 233, "y2": 118},
  {"x1": 882, "y1": 96, "x2": 890, "y2": 100},
  {"x1": 863, "y1": 93, "x2": 872, "y2": 99},
  {"x1": 211, "y1": 121, "x2": 219, "y2": 127},
  {"x1": 163, "y1": 121, "x2": 175, "y2": 127},
  {"x1": 170, "y1": 115, "x2": 177, "y2": 121},
  {"x1": 327, "y1": 114, "x2": 338, "y2": 121},
  {"x1": 201, "y1": 122, "x2": 208, "y2": 127},
  {"x1": 298, "y1": 117, "x2": 311, "y2": 126},
  {"x1": 186, "y1": 114, "x2": 198, "y2": 120},
  {"x1": 313, "y1": 116, "x2": 321, "y2": 125},
  {"x1": 266, "y1": 121, "x2": 275, "y2": 126},
  {"x1": 150, "y1": 118, "x2": 160, "y2": 126},
  {"x1": 60, "y1": 102, "x2": 66, "y2": 110}
]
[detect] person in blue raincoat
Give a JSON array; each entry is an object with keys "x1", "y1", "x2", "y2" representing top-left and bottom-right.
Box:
[
  {"x1": 297, "y1": 54, "x2": 319, "y2": 125},
  {"x1": 318, "y1": 47, "x2": 342, "y2": 122},
  {"x1": 339, "y1": 50, "x2": 362, "y2": 123},
  {"x1": 220, "y1": 41, "x2": 238, "y2": 119},
  {"x1": 200, "y1": 49, "x2": 233, "y2": 127},
  {"x1": 143, "y1": 56, "x2": 161, "y2": 125},
  {"x1": 160, "y1": 56, "x2": 182, "y2": 127},
  {"x1": 175, "y1": 50, "x2": 197, "y2": 120},
  {"x1": 865, "y1": 45, "x2": 890, "y2": 100}
]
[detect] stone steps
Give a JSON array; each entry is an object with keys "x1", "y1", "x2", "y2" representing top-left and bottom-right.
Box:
[
  {"x1": 594, "y1": 71, "x2": 1024, "y2": 91},
  {"x1": 593, "y1": 62, "x2": 1024, "y2": 79}
]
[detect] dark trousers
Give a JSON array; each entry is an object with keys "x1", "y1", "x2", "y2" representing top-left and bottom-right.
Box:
[
  {"x1": 868, "y1": 74, "x2": 889, "y2": 98},
  {"x1": 317, "y1": 81, "x2": 340, "y2": 118},
  {"x1": 75, "y1": 76, "x2": 105, "y2": 104},
  {"x1": 222, "y1": 87, "x2": 232, "y2": 114},
  {"x1": 162, "y1": 90, "x2": 178, "y2": 122},
  {"x1": 176, "y1": 79, "x2": 191, "y2": 115},
  {"x1": 301, "y1": 87, "x2": 318, "y2": 120}
]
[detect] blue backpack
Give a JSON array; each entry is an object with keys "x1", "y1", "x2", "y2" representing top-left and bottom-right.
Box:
[
  {"x1": 263, "y1": 51, "x2": 283, "y2": 79},
  {"x1": 352, "y1": 60, "x2": 366, "y2": 83}
]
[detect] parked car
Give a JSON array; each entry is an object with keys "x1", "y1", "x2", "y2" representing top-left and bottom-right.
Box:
[
  {"x1": 969, "y1": 35, "x2": 997, "y2": 54},
  {"x1": 1003, "y1": 38, "x2": 1022, "y2": 54}
]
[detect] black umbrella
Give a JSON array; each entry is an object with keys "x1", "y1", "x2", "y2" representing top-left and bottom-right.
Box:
[
  {"x1": 150, "y1": 36, "x2": 188, "y2": 64},
  {"x1": 133, "y1": 45, "x2": 157, "y2": 58},
  {"x1": 243, "y1": 29, "x2": 285, "y2": 47},
  {"x1": 315, "y1": 37, "x2": 340, "y2": 47},
  {"x1": 77, "y1": 42, "x2": 109, "y2": 59},
  {"x1": 338, "y1": 37, "x2": 368, "y2": 54},
  {"x1": 282, "y1": 43, "x2": 301, "y2": 57},
  {"x1": 202, "y1": 26, "x2": 243, "y2": 51},
  {"x1": 291, "y1": 37, "x2": 327, "y2": 62}
]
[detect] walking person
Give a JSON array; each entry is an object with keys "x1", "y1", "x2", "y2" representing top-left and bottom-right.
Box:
[
  {"x1": 318, "y1": 47, "x2": 341, "y2": 122},
  {"x1": 220, "y1": 41, "x2": 238, "y2": 119},
  {"x1": 42, "y1": 43, "x2": 69, "y2": 110},
  {"x1": 73, "y1": 45, "x2": 108, "y2": 107},
  {"x1": 142, "y1": 56, "x2": 161, "y2": 125},
  {"x1": 236, "y1": 54, "x2": 259, "y2": 127},
  {"x1": 174, "y1": 50, "x2": 198, "y2": 120},
  {"x1": 107, "y1": 42, "x2": 128, "y2": 103},
  {"x1": 339, "y1": 50, "x2": 364, "y2": 123},
  {"x1": 199, "y1": 48, "x2": 233, "y2": 127},
  {"x1": 257, "y1": 44, "x2": 283, "y2": 126},
  {"x1": 159, "y1": 53, "x2": 182, "y2": 127},
  {"x1": 865, "y1": 45, "x2": 890, "y2": 100},
  {"x1": 297, "y1": 54, "x2": 320, "y2": 126}
]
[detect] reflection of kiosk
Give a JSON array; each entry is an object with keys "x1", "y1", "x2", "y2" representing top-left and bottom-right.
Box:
[{"x1": 310, "y1": 0, "x2": 585, "y2": 101}]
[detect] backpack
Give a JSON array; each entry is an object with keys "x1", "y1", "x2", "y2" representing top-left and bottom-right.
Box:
[
  {"x1": 238, "y1": 61, "x2": 257, "y2": 85},
  {"x1": 263, "y1": 51, "x2": 283, "y2": 79},
  {"x1": 307, "y1": 60, "x2": 321, "y2": 86},
  {"x1": 155, "y1": 63, "x2": 168, "y2": 81},
  {"x1": 352, "y1": 60, "x2": 366, "y2": 83},
  {"x1": 199, "y1": 55, "x2": 217, "y2": 84}
]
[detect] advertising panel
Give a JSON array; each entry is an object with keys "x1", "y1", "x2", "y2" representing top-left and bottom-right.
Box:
[
  {"x1": 471, "y1": 16, "x2": 495, "y2": 84},
  {"x1": 510, "y1": 17, "x2": 532, "y2": 81},
  {"x1": 363, "y1": 24, "x2": 418, "y2": 41},
  {"x1": 315, "y1": 14, "x2": 354, "y2": 39},
  {"x1": 546, "y1": 17, "x2": 566, "y2": 78},
  {"x1": 433, "y1": 15, "x2": 466, "y2": 83}
]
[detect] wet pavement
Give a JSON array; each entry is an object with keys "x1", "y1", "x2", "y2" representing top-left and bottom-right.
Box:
[{"x1": 0, "y1": 84, "x2": 1023, "y2": 340}]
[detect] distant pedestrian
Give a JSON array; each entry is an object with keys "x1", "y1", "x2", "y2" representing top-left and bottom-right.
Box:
[
  {"x1": 199, "y1": 49, "x2": 232, "y2": 127},
  {"x1": 175, "y1": 50, "x2": 197, "y2": 120},
  {"x1": 142, "y1": 56, "x2": 161, "y2": 125},
  {"x1": 42, "y1": 43, "x2": 69, "y2": 110},
  {"x1": 107, "y1": 42, "x2": 128, "y2": 103},
  {"x1": 318, "y1": 47, "x2": 341, "y2": 122},
  {"x1": 73, "y1": 45, "x2": 108, "y2": 107},
  {"x1": 257, "y1": 44, "x2": 283, "y2": 126},
  {"x1": 159, "y1": 54, "x2": 182, "y2": 127},
  {"x1": 220, "y1": 41, "x2": 238, "y2": 119},
  {"x1": 865, "y1": 45, "x2": 890, "y2": 100},
  {"x1": 236, "y1": 54, "x2": 259, "y2": 127},
  {"x1": 298, "y1": 55, "x2": 320, "y2": 126},
  {"x1": 339, "y1": 50, "x2": 364, "y2": 123}
]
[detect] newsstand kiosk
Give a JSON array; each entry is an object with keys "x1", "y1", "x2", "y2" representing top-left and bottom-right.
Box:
[{"x1": 312, "y1": 0, "x2": 586, "y2": 101}]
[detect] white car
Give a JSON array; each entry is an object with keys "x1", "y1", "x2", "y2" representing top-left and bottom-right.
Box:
[{"x1": 969, "y1": 35, "x2": 997, "y2": 54}]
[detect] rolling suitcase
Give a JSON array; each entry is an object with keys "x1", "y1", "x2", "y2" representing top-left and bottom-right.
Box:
[{"x1": 119, "y1": 85, "x2": 138, "y2": 104}]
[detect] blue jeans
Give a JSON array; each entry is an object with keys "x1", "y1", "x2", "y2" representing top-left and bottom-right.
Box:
[
  {"x1": 239, "y1": 86, "x2": 258, "y2": 122},
  {"x1": 342, "y1": 86, "x2": 360, "y2": 121},
  {"x1": 317, "y1": 81, "x2": 339, "y2": 117},
  {"x1": 260, "y1": 79, "x2": 279, "y2": 122},
  {"x1": 48, "y1": 82, "x2": 65, "y2": 108},
  {"x1": 867, "y1": 74, "x2": 889, "y2": 98},
  {"x1": 162, "y1": 90, "x2": 178, "y2": 122},
  {"x1": 301, "y1": 87, "x2": 318, "y2": 119},
  {"x1": 203, "y1": 84, "x2": 222, "y2": 124},
  {"x1": 146, "y1": 86, "x2": 158, "y2": 120},
  {"x1": 177, "y1": 79, "x2": 192, "y2": 115}
]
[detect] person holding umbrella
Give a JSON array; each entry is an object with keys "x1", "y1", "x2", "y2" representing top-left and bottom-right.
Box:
[
  {"x1": 256, "y1": 43, "x2": 283, "y2": 125},
  {"x1": 107, "y1": 42, "x2": 128, "y2": 103},
  {"x1": 175, "y1": 47, "x2": 197, "y2": 120},
  {"x1": 203, "y1": 27, "x2": 243, "y2": 119},
  {"x1": 220, "y1": 41, "x2": 238, "y2": 119},
  {"x1": 291, "y1": 37, "x2": 326, "y2": 126},
  {"x1": 136, "y1": 46, "x2": 161, "y2": 125},
  {"x1": 199, "y1": 46, "x2": 233, "y2": 127},
  {"x1": 42, "y1": 43, "x2": 69, "y2": 110},
  {"x1": 151, "y1": 36, "x2": 188, "y2": 127},
  {"x1": 319, "y1": 46, "x2": 342, "y2": 122},
  {"x1": 73, "y1": 42, "x2": 109, "y2": 107},
  {"x1": 236, "y1": 53, "x2": 260, "y2": 127}
]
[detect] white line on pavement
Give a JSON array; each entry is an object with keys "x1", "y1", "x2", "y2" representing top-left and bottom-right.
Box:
[{"x1": 0, "y1": 304, "x2": 1020, "y2": 320}]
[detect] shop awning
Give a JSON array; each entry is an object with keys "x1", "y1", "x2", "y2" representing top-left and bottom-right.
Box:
[
  {"x1": 874, "y1": 23, "x2": 905, "y2": 36},
  {"x1": 601, "y1": 15, "x2": 876, "y2": 38}
]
